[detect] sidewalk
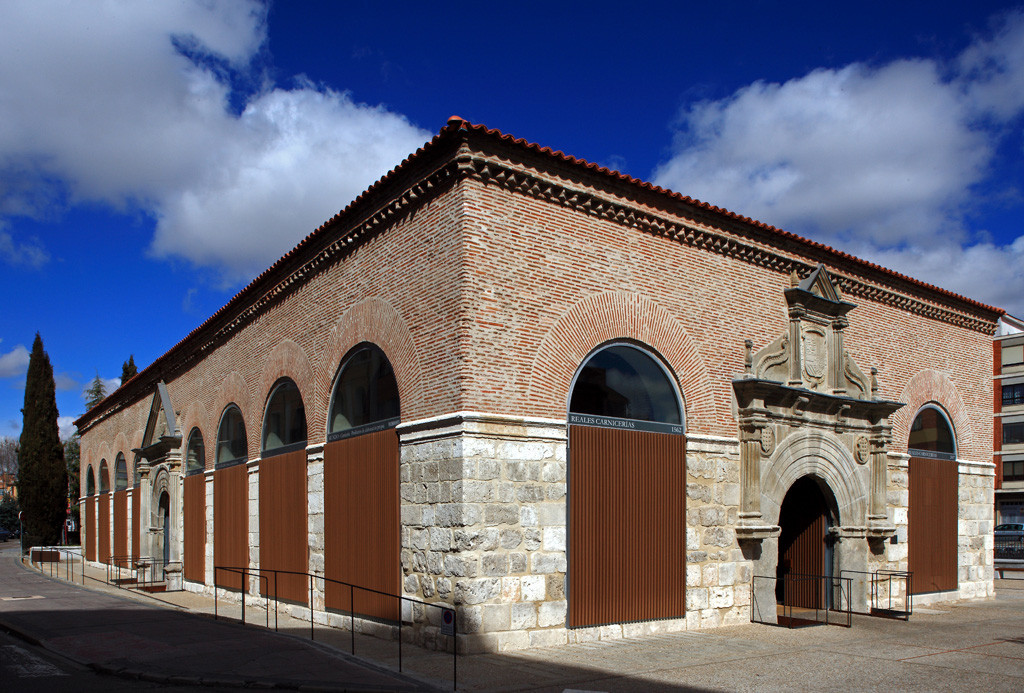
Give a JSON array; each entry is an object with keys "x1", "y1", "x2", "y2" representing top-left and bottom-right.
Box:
[
  {"x1": 4, "y1": 546, "x2": 1024, "y2": 691},
  {"x1": 0, "y1": 548, "x2": 433, "y2": 690}
]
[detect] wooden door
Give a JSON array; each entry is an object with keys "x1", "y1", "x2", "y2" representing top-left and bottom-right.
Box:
[{"x1": 569, "y1": 426, "x2": 686, "y2": 628}]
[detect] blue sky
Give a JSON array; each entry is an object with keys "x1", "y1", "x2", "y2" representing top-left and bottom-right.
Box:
[{"x1": 1, "y1": 0, "x2": 1023, "y2": 440}]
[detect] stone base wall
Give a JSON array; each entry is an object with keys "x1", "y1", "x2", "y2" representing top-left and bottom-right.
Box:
[
  {"x1": 958, "y1": 459, "x2": 995, "y2": 600},
  {"x1": 684, "y1": 435, "x2": 750, "y2": 629}
]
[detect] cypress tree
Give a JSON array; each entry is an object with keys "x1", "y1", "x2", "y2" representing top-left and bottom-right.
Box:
[
  {"x1": 18, "y1": 334, "x2": 67, "y2": 546},
  {"x1": 121, "y1": 355, "x2": 137, "y2": 383}
]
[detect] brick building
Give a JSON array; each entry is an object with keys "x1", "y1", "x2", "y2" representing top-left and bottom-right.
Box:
[
  {"x1": 995, "y1": 314, "x2": 1024, "y2": 524},
  {"x1": 75, "y1": 117, "x2": 1001, "y2": 651}
]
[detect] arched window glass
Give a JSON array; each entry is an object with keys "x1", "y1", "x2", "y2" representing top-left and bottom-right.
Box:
[
  {"x1": 909, "y1": 406, "x2": 956, "y2": 460},
  {"x1": 99, "y1": 459, "x2": 110, "y2": 493},
  {"x1": 569, "y1": 344, "x2": 682, "y2": 427},
  {"x1": 86, "y1": 466, "x2": 96, "y2": 496},
  {"x1": 114, "y1": 453, "x2": 128, "y2": 491},
  {"x1": 216, "y1": 405, "x2": 248, "y2": 467},
  {"x1": 328, "y1": 345, "x2": 400, "y2": 440},
  {"x1": 262, "y1": 378, "x2": 307, "y2": 455},
  {"x1": 185, "y1": 428, "x2": 206, "y2": 475}
]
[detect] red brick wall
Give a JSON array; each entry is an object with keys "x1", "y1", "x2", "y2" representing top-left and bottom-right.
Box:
[
  {"x1": 80, "y1": 149, "x2": 995, "y2": 476},
  {"x1": 458, "y1": 171, "x2": 993, "y2": 461}
]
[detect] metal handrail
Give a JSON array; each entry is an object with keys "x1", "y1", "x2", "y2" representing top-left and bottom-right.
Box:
[
  {"x1": 26, "y1": 545, "x2": 84, "y2": 584},
  {"x1": 838, "y1": 569, "x2": 913, "y2": 619},
  {"x1": 751, "y1": 573, "x2": 852, "y2": 628},
  {"x1": 213, "y1": 565, "x2": 458, "y2": 690}
]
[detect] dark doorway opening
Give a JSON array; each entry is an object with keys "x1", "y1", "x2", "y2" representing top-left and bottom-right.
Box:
[
  {"x1": 159, "y1": 491, "x2": 170, "y2": 565},
  {"x1": 776, "y1": 476, "x2": 834, "y2": 610}
]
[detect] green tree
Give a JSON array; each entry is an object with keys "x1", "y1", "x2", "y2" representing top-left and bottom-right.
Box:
[
  {"x1": 84, "y1": 372, "x2": 106, "y2": 410},
  {"x1": 64, "y1": 430, "x2": 80, "y2": 508},
  {"x1": 18, "y1": 334, "x2": 67, "y2": 546},
  {"x1": 121, "y1": 355, "x2": 137, "y2": 383},
  {"x1": 0, "y1": 494, "x2": 19, "y2": 533}
]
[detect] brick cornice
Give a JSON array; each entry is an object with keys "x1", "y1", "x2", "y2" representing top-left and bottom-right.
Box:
[{"x1": 463, "y1": 155, "x2": 999, "y2": 336}]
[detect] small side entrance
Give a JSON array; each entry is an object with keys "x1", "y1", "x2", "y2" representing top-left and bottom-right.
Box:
[{"x1": 776, "y1": 476, "x2": 834, "y2": 612}]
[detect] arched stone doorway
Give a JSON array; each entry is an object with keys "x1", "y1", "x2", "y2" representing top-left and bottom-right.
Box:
[
  {"x1": 158, "y1": 491, "x2": 170, "y2": 565},
  {"x1": 776, "y1": 476, "x2": 838, "y2": 608}
]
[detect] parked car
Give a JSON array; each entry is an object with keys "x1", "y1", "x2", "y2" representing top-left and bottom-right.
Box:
[
  {"x1": 995, "y1": 523, "x2": 1024, "y2": 541},
  {"x1": 0, "y1": 527, "x2": 10, "y2": 542}
]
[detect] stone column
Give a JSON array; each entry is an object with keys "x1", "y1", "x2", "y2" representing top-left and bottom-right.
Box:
[
  {"x1": 738, "y1": 422, "x2": 763, "y2": 525},
  {"x1": 138, "y1": 460, "x2": 152, "y2": 559},
  {"x1": 830, "y1": 316, "x2": 848, "y2": 395},
  {"x1": 868, "y1": 422, "x2": 892, "y2": 530},
  {"x1": 788, "y1": 308, "x2": 804, "y2": 386},
  {"x1": 831, "y1": 527, "x2": 868, "y2": 613}
]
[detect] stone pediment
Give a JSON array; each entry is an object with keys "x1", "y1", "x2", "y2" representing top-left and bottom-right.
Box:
[
  {"x1": 746, "y1": 264, "x2": 871, "y2": 399},
  {"x1": 133, "y1": 382, "x2": 181, "y2": 462}
]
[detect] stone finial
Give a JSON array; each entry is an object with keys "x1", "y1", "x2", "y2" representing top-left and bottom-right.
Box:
[
  {"x1": 744, "y1": 339, "x2": 753, "y2": 375},
  {"x1": 790, "y1": 269, "x2": 801, "y2": 287},
  {"x1": 870, "y1": 367, "x2": 879, "y2": 398}
]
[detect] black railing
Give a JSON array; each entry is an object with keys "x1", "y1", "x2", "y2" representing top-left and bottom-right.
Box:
[
  {"x1": 838, "y1": 569, "x2": 913, "y2": 620},
  {"x1": 995, "y1": 538, "x2": 1024, "y2": 560},
  {"x1": 751, "y1": 573, "x2": 853, "y2": 628},
  {"x1": 214, "y1": 565, "x2": 457, "y2": 690},
  {"x1": 27, "y1": 546, "x2": 84, "y2": 584},
  {"x1": 107, "y1": 554, "x2": 137, "y2": 586}
]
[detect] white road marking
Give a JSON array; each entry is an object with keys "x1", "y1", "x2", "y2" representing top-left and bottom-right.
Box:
[
  {"x1": 1, "y1": 595, "x2": 45, "y2": 601},
  {"x1": 1, "y1": 644, "x2": 67, "y2": 677}
]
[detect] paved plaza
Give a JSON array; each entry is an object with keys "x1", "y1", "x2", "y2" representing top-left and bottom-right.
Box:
[{"x1": 2, "y1": 545, "x2": 1023, "y2": 691}]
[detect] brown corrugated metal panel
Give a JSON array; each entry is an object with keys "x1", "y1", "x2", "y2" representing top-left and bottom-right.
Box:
[
  {"x1": 85, "y1": 497, "x2": 96, "y2": 561},
  {"x1": 214, "y1": 464, "x2": 248, "y2": 590},
  {"x1": 909, "y1": 457, "x2": 958, "y2": 594},
  {"x1": 259, "y1": 450, "x2": 309, "y2": 604},
  {"x1": 568, "y1": 426, "x2": 686, "y2": 628},
  {"x1": 113, "y1": 489, "x2": 128, "y2": 562},
  {"x1": 184, "y1": 474, "x2": 206, "y2": 583},
  {"x1": 131, "y1": 488, "x2": 140, "y2": 561},
  {"x1": 324, "y1": 429, "x2": 399, "y2": 620},
  {"x1": 97, "y1": 493, "x2": 111, "y2": 564},
  {"x1": 777, "y1": 477, "x2": 827, "y2": 609}
]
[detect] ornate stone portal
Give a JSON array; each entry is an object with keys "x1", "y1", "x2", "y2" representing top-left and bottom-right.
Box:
[
  {"x1": 733, "y1": 265, "x2": 903, "y2": 616},
  {"x1": 131, "y1": 382, "x2": 184, "y2": 590}
]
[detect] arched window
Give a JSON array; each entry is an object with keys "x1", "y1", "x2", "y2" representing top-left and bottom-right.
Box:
[
  {"x1": 328, "y1": 344, "x2": 400, "y2": 441},
  {"x1": 86, "y1": 465, "x2": 96, "y2": 496},
  {"x1": 185, "y1": 428, "x2": 206, "y2": 475},
  {"x1": 114, "y1": 453, "x2": 128, "y2": 491},
  {"x1": 99, "y1": 459, "x2": 110, "y2": 493},
  {"x1": 569, "y1": 343, "x2": 683, "y2": 429},
  {"x1": 909, "y1": 405, "x2": 956, "y2": 460},
  {"x1": 216, "y1": 405, "x2": 248, "y2": 467},
  {"x1": 262, "y1": 378, "x2": 307, "y2": 456}
]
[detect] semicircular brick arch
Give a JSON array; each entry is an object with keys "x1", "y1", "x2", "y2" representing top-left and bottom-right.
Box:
[
  {"x1": 318, "y1": 297, "x2": 421, "y2": 430},
  {"x1": 257, "y1": 339, "x2": 317, "y2": 442},
  {"x1": 526, "y1": 291, "x2": 714, "y2": 430},
  {"x1": 179, "y1": 401, "x2": 210, "y2": 473},
  {"x1": 113, "y1": 432, "x2": 130, "y2": 467},
  {"x1": 894, "y1": 369, "x2": 974, "y2": 461},
  {"x1": 210, "y1": 372, "x2": 254, "y2": 461}
]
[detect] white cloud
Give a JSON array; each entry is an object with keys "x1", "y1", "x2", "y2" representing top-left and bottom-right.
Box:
[
  {"x1": 58, "y1": 416, "x2": 76, "y2": 441},
  {"x1": 0, "y1": 345, "x2": 29, "y2": 379},
  {"x1": 54, "y1": 372, "x2": 79, "y2": 392},
  {"x1": 0, "y1": 227, "x2": 49, "y2": 267},
  {"x1": 653, "y1": 11, "x2": 1024, "y2": 315},
  {"x1": 0, "y1": 0, "x2": 429, "y2": 280}
]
